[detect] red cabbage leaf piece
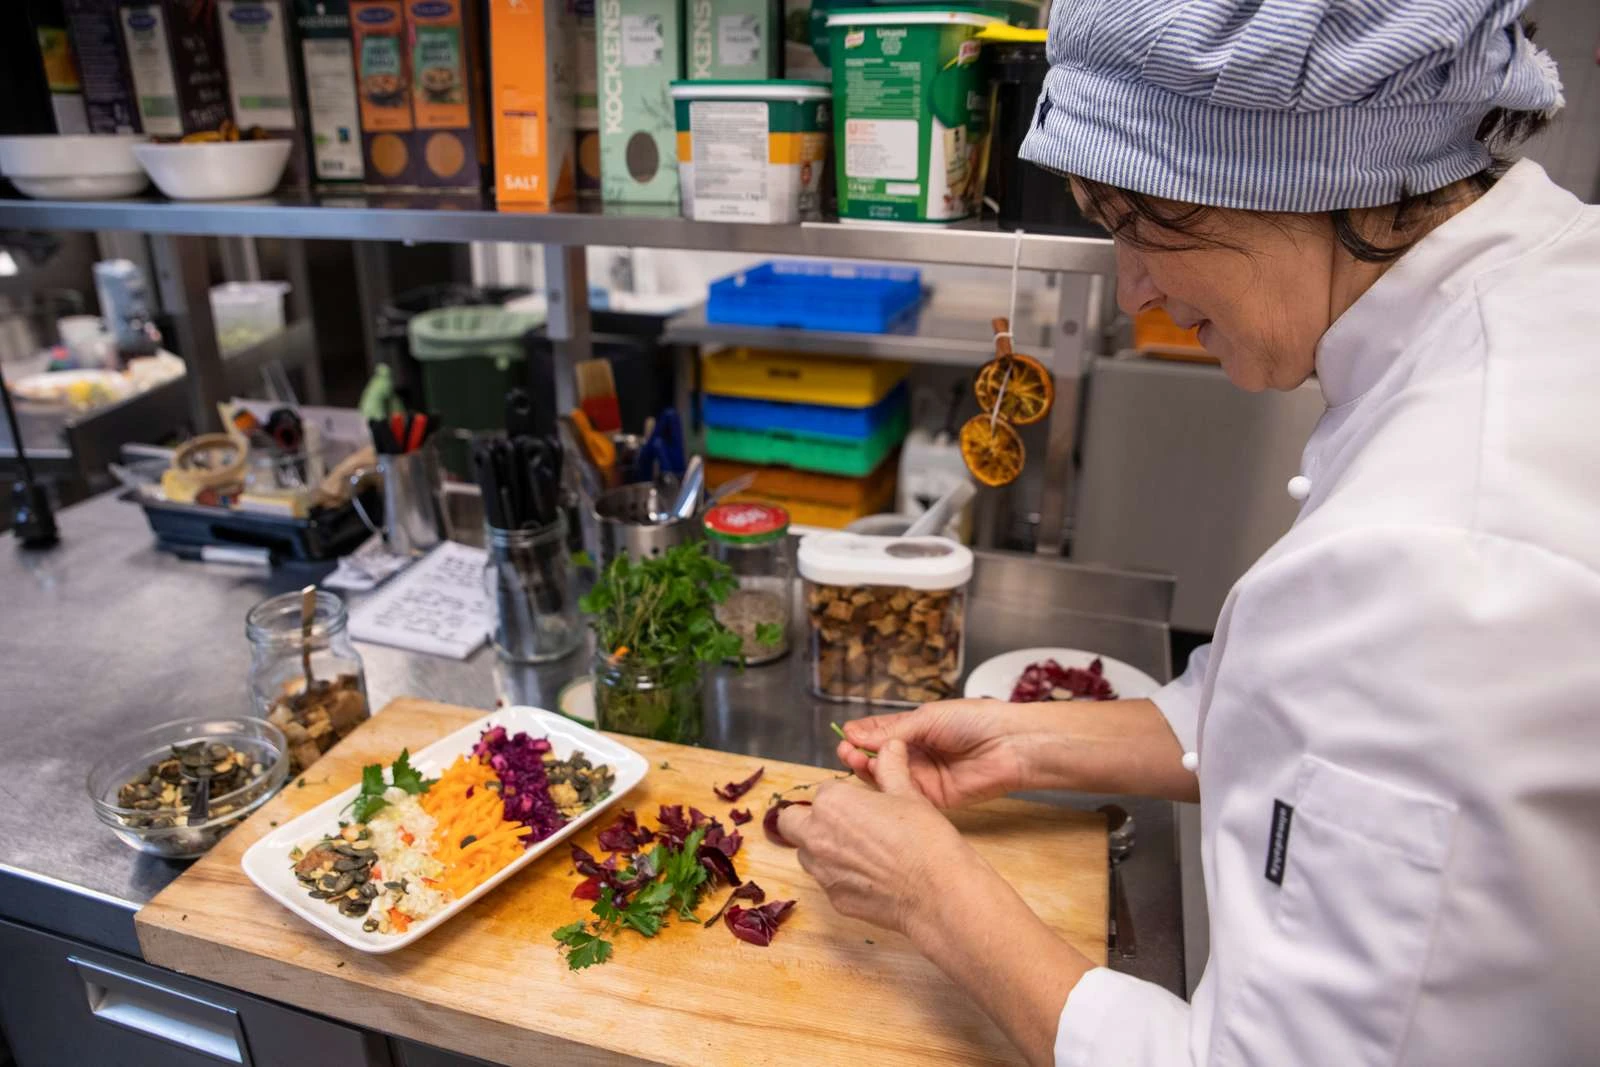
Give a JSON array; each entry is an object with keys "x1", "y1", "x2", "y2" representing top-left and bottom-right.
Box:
[
  {"x1": 703, "y1": 881, "x2": 766, "y2": 927},
  {"x1": 714, "y1": 767, "x2": 765, "y2": 802},
  {"x1": 702, "y1": 823, "x2": 742, "y2": 859},
  {"x1": 696, "y1": 842, "x2": 742, "y2": 887},
  {"x1": 572, "y1": 875, "x2": 602, "y2": 901},
  {"x1": 596, "y1": 809, "x2": 655, "y2": 853},
  {"x1": 725, "y1": 899, "x2": 797, "y2": 946},
  {"x1": 762, "y1": 800, "x2": 811, "y2": 848},
  {"x1": 729, "y1": 808, "x2": 752, "y2": 825}
]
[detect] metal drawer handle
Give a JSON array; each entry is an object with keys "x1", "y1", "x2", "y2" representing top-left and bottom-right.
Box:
[{"x1": 69, "y1": 956, "x2": 252, "y2": 1065}]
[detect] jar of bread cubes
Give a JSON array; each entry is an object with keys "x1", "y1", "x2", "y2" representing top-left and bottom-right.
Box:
[{"x1": 798, "y1": 533, "x2": 974, "y2": 706}]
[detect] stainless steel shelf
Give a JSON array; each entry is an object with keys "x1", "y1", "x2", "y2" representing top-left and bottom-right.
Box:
[
  {"x1": 664, "y1": 300, "x2": 1061, "y2": 367},
  {"x1": 0, "y1": 193, "x2": 1114, "y2": 272}
]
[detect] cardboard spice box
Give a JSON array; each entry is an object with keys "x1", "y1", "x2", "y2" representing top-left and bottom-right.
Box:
[
  {"x1": 489, "y1": 0, "x2": 578, "y2": 205},
  {"x1": 64, "y1": 0, "x2": 142, "y2": 133},
  {"x1": 216, "y1": 0, "x2": 311, "y2": 188},
  {"x1": 291, "y1": 0, "x2": 365, "y2": 184},
  {"x1": 115, "y1": 0, "x2": 233, "y2": 136},
  {"x1": 596, "y1": 0, "x2": 683, "y2": 203},
  {"x1": 349, "y1": 0, "x2": 487, "y2": 191}
]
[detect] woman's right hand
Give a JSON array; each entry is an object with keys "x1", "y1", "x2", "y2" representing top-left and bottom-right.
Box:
[
  {"x1": 837, "y1": 695, "x2": 1199, "y2": 806},
  {"x1": 835, "y1": 700, "x2": 1045, "y2": 808}
]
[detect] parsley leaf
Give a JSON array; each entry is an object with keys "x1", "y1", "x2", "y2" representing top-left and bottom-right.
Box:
[
  {"x1": 552, "y1": 922, "x2": 614, "y2": 971},
  {"x1": 755, "y1": 621, "x2": 785, "y2": 647},
  {"x1": 661, "y1": 827, "x2": 709, "y2": 920},
  {"x1": 390, "y1": 749, "x2": 437, "y2": 795}
]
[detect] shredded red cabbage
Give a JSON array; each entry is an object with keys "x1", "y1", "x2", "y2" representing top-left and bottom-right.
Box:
[
  {"x1": 729, "y1": 808, "x2": 752, "y2": 825},
  {"x1": 713, "y1": 767, "x2": 765, "y2": 802},
  {"x1": 725, "y1": 899, "x2": 796, "y2": 946},
  {"x1": 473, "y1": 726, "x2": 566, "y2": 844},
  {"x1": 703, "y1": 881, "x2": 765, "y2": 927}
]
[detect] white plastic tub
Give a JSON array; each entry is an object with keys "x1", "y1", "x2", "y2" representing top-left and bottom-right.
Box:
[
  {"x1": 210, "y1": 282, "x2": 291, "y2": 354},
  {"x1": 669, "y1": 80, "x2": 832, "y2": 224}
]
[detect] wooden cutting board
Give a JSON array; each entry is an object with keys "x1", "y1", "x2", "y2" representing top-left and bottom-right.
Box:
[{"x1": 138, "y1": 697, "x2": 1107, "y2": 1067}]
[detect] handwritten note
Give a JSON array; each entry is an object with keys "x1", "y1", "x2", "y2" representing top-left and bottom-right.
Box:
[{"x1": 349, "y1": 541, "x2": 491, "y2": 659}]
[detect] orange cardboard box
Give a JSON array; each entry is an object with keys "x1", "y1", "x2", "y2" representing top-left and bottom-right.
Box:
[{"x1": 489, "y1": 0, "x2": 577, "y2": 205}]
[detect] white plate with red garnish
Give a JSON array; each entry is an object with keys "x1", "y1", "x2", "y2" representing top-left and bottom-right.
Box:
[
  {"x1": 963, "y1": 648, "x2": 1161, "y2": 703},
  {"x1": 241, "y1": 706, "x2": 647, "y2": 953}
]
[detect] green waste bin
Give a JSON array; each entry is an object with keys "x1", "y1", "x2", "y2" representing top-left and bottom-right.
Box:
[{"x1": 409, "y1": 306, "x2": 545, "y2": 476}]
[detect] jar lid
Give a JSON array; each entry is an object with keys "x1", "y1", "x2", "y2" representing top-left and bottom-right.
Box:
[
  {"x1": 705, "y1": 502, "x2": 790, "y2": 544},
  {"x1": 798, "y1": 532, "x2": 974, "y2": 589}
]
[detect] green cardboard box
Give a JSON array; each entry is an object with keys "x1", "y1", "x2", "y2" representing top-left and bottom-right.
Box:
[
  {"x1": 596, "y1": 0, "x2": 682, "y2": 202},
  {"x1": 687, "y1": 0, "x2": 781, "y2": 80}
]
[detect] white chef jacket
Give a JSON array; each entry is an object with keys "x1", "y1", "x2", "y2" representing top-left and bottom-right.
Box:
[{"x1": 1055, "y1": 160, "x2": 1600, "y2": 1067}]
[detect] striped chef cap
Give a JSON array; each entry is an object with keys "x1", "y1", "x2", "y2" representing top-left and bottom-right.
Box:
[{"x1": 1019, "y1": 0, "x2": 1566, "y2": 212}]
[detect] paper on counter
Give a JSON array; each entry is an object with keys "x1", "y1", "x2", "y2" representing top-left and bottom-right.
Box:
[
  {"x1": 348, "y1": 541, "x2": 491, "y2": 659},
  {"x1": 324, "y1": 534, "x2": 414, "y2": 592}
]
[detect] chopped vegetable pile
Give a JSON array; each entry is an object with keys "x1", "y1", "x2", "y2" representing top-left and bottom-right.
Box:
[
  {"x1": 552, "y1": 767, "x2": 799, "y2": 969},
  {"x1": 1009, "y1": 657, "x2": 1118, "y2": 702}
]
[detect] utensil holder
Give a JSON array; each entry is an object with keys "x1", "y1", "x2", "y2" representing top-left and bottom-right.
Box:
[
  {"x1": 485, "y1": 515, "x2": 581, "y2": 664},
  {"x1": 349, "y1": 444, "x2": 444, "y2": 558},
  {"x1": 592, "y1": 480, "x2": 702, "y2": 568}
]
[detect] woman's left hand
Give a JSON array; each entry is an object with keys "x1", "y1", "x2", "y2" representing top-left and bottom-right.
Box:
[{"x1": 777, "y1": 739, "x2": 981, "y2": 937}]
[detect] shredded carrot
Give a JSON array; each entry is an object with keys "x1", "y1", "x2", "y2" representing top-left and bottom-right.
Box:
[
  {"x1": 388, "y1": 907, "x2": 411, "y2": 932},
  {"x1": 420, "y1": 754, "x2": 532, "y2": 898}
]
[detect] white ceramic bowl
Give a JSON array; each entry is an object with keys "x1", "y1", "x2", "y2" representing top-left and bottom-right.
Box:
[
  {"x1": 132, "y1": 140, "x2": 292, "y2": 200},
  {"x1": 0, "y1": 134, "x2": 150, "y2": 199}
]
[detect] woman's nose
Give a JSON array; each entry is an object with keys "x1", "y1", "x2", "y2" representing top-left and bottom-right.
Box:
[{"x1": 1115, "y1": 243, "x2": 1163, "y2": 318}]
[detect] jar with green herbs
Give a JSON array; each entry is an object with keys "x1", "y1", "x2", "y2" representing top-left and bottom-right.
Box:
[
  {"x1": 580, "y1": 542, "x2": 755, "y2": 744},
  {"x1": 704, "y1": 502, "x2": 791, "y2": 665}
]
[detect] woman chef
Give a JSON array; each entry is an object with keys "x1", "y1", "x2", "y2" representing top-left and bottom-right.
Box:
[{"x1": 778, "y1": 2, "x2": 1600, "y2": 1064}]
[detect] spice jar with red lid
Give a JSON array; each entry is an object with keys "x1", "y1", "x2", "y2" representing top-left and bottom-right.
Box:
[{"x1": 704, "y1": 502, "x2": 793, "y2": 665}]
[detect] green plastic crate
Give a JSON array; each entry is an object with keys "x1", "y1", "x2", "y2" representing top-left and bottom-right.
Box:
[
  {"x1": 409, "y1": 307, "x2": 544, "y2": 475},
  {"x1": 703, "y1": 402, "x2": 909, "y2": 476}
]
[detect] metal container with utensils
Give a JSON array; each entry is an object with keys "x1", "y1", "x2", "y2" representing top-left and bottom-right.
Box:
[
  {"x1": 486, "y1": 516, "x2": 581, "y2": 664},
  {"x1": 349, "y1": 445, "x2": 444, "y2": 558},
  {"x1": 593, "y1": 481, "x2": 702, "y2": 568}
]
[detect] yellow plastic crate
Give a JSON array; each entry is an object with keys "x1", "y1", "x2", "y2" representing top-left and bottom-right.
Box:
[{"x1": 700, "y1": 348, "x2": 910, "y2": 408}]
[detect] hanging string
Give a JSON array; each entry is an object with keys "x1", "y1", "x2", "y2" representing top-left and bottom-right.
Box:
[{"x1": 990, "y1": 228, "x2": 1025, "y2": 431}]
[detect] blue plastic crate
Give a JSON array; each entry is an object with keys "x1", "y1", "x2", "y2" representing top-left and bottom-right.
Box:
[
  {"x1": 706, "y1": 261, "x2": 923, "y2": 333},
  {"x1": 703, "y1": 382, "x2": 909, "y2": 440}
]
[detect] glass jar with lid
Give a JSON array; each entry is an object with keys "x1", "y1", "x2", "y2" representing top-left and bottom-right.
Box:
[
  {"x1": 245, "y1": 589, "x2": 370, "y2": 774},
  {"x1": 704, "y1": 502, "x2": 792, "y2": 665}
]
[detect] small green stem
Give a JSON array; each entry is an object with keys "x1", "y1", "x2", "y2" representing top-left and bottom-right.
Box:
[{"x1": 830, "y1": 721, "x2": 878, "y2": 758}]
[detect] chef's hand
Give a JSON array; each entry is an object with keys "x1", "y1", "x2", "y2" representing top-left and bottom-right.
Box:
[
  {"x1": 778, "y1": 739, "x2": 979, "y2": 936},
  {"x1": 834, "y1": 700, "x2": 1048, "y2": 808},
  {"x1": 838, "y1": 696, "x2": 1199, "y2": 805}
]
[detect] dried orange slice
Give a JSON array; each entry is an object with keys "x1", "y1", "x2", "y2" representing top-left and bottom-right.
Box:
[
  {"x1": 974, "y1": 352, "x2": 1055, "y2": 427},
  {"x1": 959, "y1": 415, "x2": 1025, "y2": 487}
]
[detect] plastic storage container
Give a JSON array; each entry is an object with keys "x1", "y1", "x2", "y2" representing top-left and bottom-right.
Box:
[
  {"x1": 701, "y1": 347, "x2": 909, "y2": 406},
  {"x1": 704, "y1": 400, "x2": 908, "y2": 476},
  {"x1": 703, "y1": 381, "x2": 908, "y2": 439},
  {"x1": 827, "y1": 8, "x2": 999, "y2": 224},
  {"x1": 707, "y1": 458, "x2": 898, "y2": 528},
  {"x1": 707, "y1": 261, "x2": 922, "y2": 332},
  {"x1": 210, "y1": 281, "x2": 291, "y2": 354},
  {"x1": 671, "y1": 82, "x2": 832, "y2": 224},
  {"x1": 799, "y1": 531, "x2": 973, "y2": 705},
  {"x1": 705, "y1": 502, "x2": 793, "y2": 664}
]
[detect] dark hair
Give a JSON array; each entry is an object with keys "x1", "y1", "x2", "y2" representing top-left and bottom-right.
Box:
[{"x1": 1074, "y1": 24, "x2": 1554, "y2": 264}]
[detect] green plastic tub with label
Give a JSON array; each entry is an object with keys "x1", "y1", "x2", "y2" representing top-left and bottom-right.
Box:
[{"x1": 826, "y1": 7, "x2": 1000, "y2": 224}]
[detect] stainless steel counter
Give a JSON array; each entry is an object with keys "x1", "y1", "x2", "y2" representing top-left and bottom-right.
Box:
[{"x1": 0, "y1": 490, "x2": 1185, "y2": 996}]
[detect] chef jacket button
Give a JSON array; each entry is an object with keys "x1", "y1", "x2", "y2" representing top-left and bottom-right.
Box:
[
  {"x1": 1286, "y1": 475, "x2": 1312, "y2": 502},
  {"x1": 1181, "y1": 752, "x2": 1200, "y2": 773}
]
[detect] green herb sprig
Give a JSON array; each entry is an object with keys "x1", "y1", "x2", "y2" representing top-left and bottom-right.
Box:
[
  {"x1": 348, "y1": 750, "x2": 437, "y2": 823},
  {"x1": 552, "y1": 827, "x2": 712, "y2": 970},
  {"x1": 580, "y1": 543, "x2": 776, "y2": 688}
]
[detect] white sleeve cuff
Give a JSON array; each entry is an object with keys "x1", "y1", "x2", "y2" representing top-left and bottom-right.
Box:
[
  {"x1": 1148, "y1": 643, "x2": 1212, "y2": 755},
  {"x1": 1055, "y1": 967, "x2": 1194, "y2": 1067}
]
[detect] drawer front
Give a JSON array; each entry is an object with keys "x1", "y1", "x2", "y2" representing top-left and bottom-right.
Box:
[{"x1": 0, "y1": 919, "x2": 390, "y2": 1067}]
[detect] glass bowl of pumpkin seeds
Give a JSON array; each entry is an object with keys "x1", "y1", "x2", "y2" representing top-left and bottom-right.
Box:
[{"x1": 88, "y1": 716, "x2": 289, "y2": 859}]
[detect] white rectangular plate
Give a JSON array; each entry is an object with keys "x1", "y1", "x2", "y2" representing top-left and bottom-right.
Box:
[{"x1": 240, "y1": 706, "x2": 649, "y2": 954}]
